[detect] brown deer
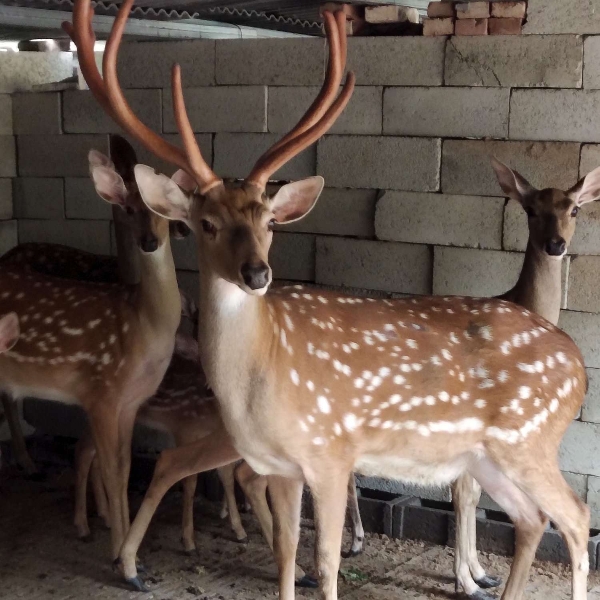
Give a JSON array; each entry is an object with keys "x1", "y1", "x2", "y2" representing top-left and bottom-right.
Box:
[
  {"x1": 70, "y1": 2, "x2": 592, "y2": 599},
  {"x1": 0, "y1": 313, "x2": 19, "y2": 353},
  {"x1": 450, "y1": 157, "x2": 600, "y2": 599}
]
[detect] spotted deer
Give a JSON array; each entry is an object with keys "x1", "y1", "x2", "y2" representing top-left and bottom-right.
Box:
[
  {"x1": 450, "y1": 157, "x2": 600, "y2": 599},
  {"x1": 70, "y1": 2, "x2": 591, "y2": 599}
]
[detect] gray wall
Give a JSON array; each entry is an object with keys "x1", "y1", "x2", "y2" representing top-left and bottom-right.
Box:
[{"x1": 7, "y1": 2, "x2": 600, "y2": 524}]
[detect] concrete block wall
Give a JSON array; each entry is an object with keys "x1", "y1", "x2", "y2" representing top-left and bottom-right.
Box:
[{"x1": 10, "y1": 31, "x2": 600, "y2": 525}]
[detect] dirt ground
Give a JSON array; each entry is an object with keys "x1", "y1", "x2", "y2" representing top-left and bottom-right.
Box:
[{"x1": 1, "y1": 464, "x2": 600, "y2": 600}]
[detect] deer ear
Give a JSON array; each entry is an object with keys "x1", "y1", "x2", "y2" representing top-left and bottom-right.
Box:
[
  {"x1": 490, "y1": 157, "x2": 537, "y2": 204},
  {"x1": 270, "y1": 176, "x2": 324, "y2": 224},
  {"x1": 88, "y1": 149, "x2": 112, "y2": 169},
  {"x1": 568, "y1": 166, "x2": 600, "y2": 205},
  {"x1": 0, "y1": 313, "x2": 19, "y2": 353},
  {"x1": 171, "y1": 169, "x2": 197, "y2": 192},
  {"x1": 135, "y1": 164, "x2": 194, "y2": 223},
  {"x1": 90, "y1": 164, "x2": 128, "y2": 206}
]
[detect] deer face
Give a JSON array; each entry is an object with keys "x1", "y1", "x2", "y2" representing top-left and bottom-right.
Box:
[
  {"x1": 491, "y1": 157, "x2": 600, "y2": 258},
  {"x1": 135, "y1": 173, "x2": 324, "y2": 295}
]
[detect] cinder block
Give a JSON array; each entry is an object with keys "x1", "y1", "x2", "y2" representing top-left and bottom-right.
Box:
[
  {"x1": 164, "y1": 86, "x2": 266, "y2": 133},
  {"x1": 272, "y1": 187, "x2": 376, "y2": 237},
  {"x1": 63, "y1": 90, "x2": 161, "y2": 134},
  {"x1": 568, "y1": 256, "x2": 600, "y2": 312},
  {"x1": 13, "y1": 178, "x2": 64, "y2": 220},
  {"x1": 318, "y1": 135, "x2": 440, "y2": 191},
  {"x1": 423, "y1": 17, "x2": 455, "y2": 36},
  {"x1": 0, "y1": 52, "x2": 73, "y2": 93},
  {"x1": 582, "y1": 368, "x2": 600, "y2": 424},
  {"x1": 0, "y1": 179, "x2": 12, "y2": 219},
  {"x1": 580, "y1": 144, "x2": 600, "y2": 177},
  {"x1": 588, "y1": 476, "x2": 600, "y2": 528},
  {"x1": 442, "y1": 139, "x2": 580, "y2": 196},
  {"x1": 400, "y1": 499, "x2": 450, "y2": 545},
  {"x1": 316, "y1": 237, "x2": 431, "y2": 294},
  {"x1": 433, "y1": 246, "x2": 522, "y2": 297},
  {"x1": 270, "y1": 232, "x2": 315, "y2": 282},
  {"x1": 0, "y1": 136, "x2": 16, "y2": 177},
  {"x1": 0, "y1": 95, "x2": 11, "y2": 134},
  {"x1": 214, "y1": 133, "x2": 314, "y2": 181},
  {"x1": 171, "y1": 234, "x2": 197, "y2": 272},
  {"x1": 455, "y1": 18, "x2": 489, "y2": 36},
  {"x1": 356, "y1": 494, "x2": 395, "y2": 535},
  {"x1": 17, "y1": 135, "x2": 108, "y2": 177},
  {"x1": 118, "y1": 40, "x2": 215, "y2": 88},
  {"x1": 18, "y1": 219, "x2": 110, "y2": 255},
  {"x1": 491, "y1": 1, "x2": 527, "y2": 18},
  {"x1": 346, "y1": 37, "x2": 444, "y2": 86},
  {"x1": 356, "y1": 474, "x2": 451, "y2": 503},
  {"x1": 268, "y1": 86, "x2": 382, "y2": 135},
  {"x1": 569, "y1": 203, "x2": 600, "y2": 255},
  {"x1": 12, "y1": 92, "x2": 61, "y2": 134},
  {"x1": 584, "y1": 37, "x2": 600, "y2": 89},
  {"x1": 376, "y1": 191, "x2": 503, "y2": 250},
  {"x1": 524, "y1": 0, "x2": 600, "y2": 34},
  {"x1": 384, "y1": 86, "x2": 508, "y2": 138},
  {"x1": 446, "y1": 36, "x2": 582, "y2": 88},
  {"x1": 489, "y1": 17, "x2": 523, "y2": 35},
  {"x1": 563, "y1": 471, "x2": 590, "y2": 502},
  {"x1": 448, "y1": 510, "x2": 514, "y2": 555},
  {"x1": 559, "y1": 311, "x2": 600, "y2": 369},
  {"x1": 0, "y1": 220, "x2": 17, "y2": 255},
  {"x1": 510, "y1": 90, "x2": 600, "y2": 142},
  {"x1": 456, "y1": 1, "x2": 490, "y2": 19},
  {"x1": 216, "y1": 39, "x2": 324, "y2": 86},
  {"x1": 561, "y1": 422, "x2": 600, "y2": 479},
  {"x1": 65, "y1": 178, "x2": 111, "y2": 220}
]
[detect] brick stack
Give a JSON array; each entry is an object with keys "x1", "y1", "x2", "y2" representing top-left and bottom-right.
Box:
[{"x1": 424, "y1": 1, "x2": 527, "y2": 37}]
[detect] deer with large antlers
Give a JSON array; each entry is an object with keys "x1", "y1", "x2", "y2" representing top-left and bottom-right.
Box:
[
  {"x1": 69, "y1": 2, "x2": 591, "y2": 599},
  {"x1": 450, "y1": 157, "x2": 600, "y2": 599}
]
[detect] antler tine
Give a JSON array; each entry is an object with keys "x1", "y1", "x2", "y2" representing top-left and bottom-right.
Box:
[{"x1": 246, "y1": 11, "x2": 348, "y2": 188}]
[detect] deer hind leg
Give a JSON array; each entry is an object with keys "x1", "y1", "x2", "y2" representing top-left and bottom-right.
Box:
[
  {"x1": 117, "y1": 406, "x2": 138, "y2": 539},
  {"x1": 217, "y1": 463, "x2": 247, "y2": 542},
  {"x1": 180, "y1": 474, "x2": 198, "y2": 553},
  {"x1": 74, "y1": 430, "x2": 97, "y2": 539},
  {"x1": 452, "y1": 473, "x2": 502, "y2": 598},
  {"x1": 1, "y1": 394, "x2": 38, "y2": 476},
  {"x1": 90, "y1": 457, "x2": 111, "y2": 528},
  {"x1": 342, "y1": 474, "x2": 364, "y2": 558}
]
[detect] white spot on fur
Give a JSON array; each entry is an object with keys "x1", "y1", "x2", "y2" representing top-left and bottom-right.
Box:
[{"x1": 317, "y1": 396, "x2": 331, "y2": 414}]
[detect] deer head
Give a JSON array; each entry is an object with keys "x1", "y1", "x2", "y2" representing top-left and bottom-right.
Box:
[
  {"x1": 491, "y1": 157, "x2": 600, "y2": 258},
  {"x1": 0, "y1": 313, "x2": 19, "y2": 353},
  {"x1": 66, "y1": 0, "x2": 354, "y2": 295}
]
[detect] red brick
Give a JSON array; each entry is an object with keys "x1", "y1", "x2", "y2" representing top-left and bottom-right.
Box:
[
  {"x1": 490, "y1": 1, "x2": 526, "y2": 18},
  {"x1": 456, "y1": 1, "x2": 490, "y2": 19},
  {"x1": 423, "y1": 17, "x2": 455, "y2": 36},
  {"x1": 489, "y1": 16, "x2": 522, "y2": 34},
  {"x1": 427, "y1": 1, "x2": 455, "y2": 18},
  {"x1": 455, "y1": 17, "x2": 489, "y2": 35}
]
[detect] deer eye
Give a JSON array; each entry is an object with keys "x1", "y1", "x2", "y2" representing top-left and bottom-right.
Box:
[
  {"x1": 267, "y1": 218, "x2": 276, "y2": 231},
  {"x1": 571, "y1": 206, "x2": 580, "y2": 217},
  {"x1": 201, "y1": 219, "x2": 217, "y2": 236},
  {"x1": 125, "y1": 206, "x2": 134, "y2": 216}
]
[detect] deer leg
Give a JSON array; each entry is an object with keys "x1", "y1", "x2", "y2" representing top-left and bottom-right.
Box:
[
  {"x1": 90, "y1": 457, "x2": 111, "y2": 528},
  {"x1": 117, "y1": 429, "x2": 239, "y2": 589},
  {"x1": 74, "y1": 431, "x2": 97, "y2": 539},
  {"x1": 217, "y1": 463, "x2": 248, "y2": 542},
  {"x1": 268, "y1": 475, "x2": 304, "y2": 600},
  {"x1": 1, "y1": 394, "x2": 38, "y2": 476},
  {"x1": 470, "y1": 456, "x2": 549, "y2": 600},
  {"x1": 117, "y1": 406, "x2": 138, "y2": 539},
  {"x1": 342, "y1": 474, "x2": 364, "y2": 558},
  {"x1": 180, "y1": 474, "x2": 198, "y2": 553},
  {"x1": 308, "y1": 467, "x2": 352, "y2": 600}
]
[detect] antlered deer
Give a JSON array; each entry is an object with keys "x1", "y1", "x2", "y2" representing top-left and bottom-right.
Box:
[{"x1": 69, "y1": 2, "x2": 592, "y2": 599}]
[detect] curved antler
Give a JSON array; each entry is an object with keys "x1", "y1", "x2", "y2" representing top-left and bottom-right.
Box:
[
  {"x1": 246, "y1": 11, "x2": 355, "y2": 190},
  {"x1": 65, "y1": 0, "x2": 222, "y2": 194}
]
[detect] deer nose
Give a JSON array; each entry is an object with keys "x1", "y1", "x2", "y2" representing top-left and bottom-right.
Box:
[
  {"x1": 241, "y1": 261, "x2": 270, "y2": 290},
  {"x1": 140, "y1": 235, "x2": 158, "y2": 253},
  {"x1": 545, "y1": 238, "x2": 566, "y2": 256}
]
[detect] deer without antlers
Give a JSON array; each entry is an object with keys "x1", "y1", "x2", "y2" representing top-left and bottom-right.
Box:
[{"x1": 71, "y1": 2, "x2": 590, "y2": 599}]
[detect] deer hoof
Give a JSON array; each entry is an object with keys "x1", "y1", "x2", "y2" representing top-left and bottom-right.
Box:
[
  {"x1": 136, "y1": 561, "x2": 148, "y2": 574},
  {"x1": 296, "y1": 574, "x2": 318, "y2": 588},
  {"x1": 341, "y1": 548, "x2": 362, "y2": 559},
  {"x1": 475, "y1": 575, "x2": 502, "y2": 589},
  {"x1": 126, "y1": 575, "x2": 150, "y2": 593},
  {"x1": 235, "y1": 535, "x2": 249, "y2": 545}
]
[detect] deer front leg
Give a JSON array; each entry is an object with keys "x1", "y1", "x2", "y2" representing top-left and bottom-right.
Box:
[
  {"x1": 342, "y1": 474, "x2": 364, "y2": 558},
  {"x1": 90, "y1": 457, "x2": 111, "y2": 529},
  {"x1": 181, "y1": 474, "x2": 198, "y2": 553},
  {"x1": 117, "y1": 406, "x2": 138, "y2": 539},
  {"x1": 1, "y1": 394, "x2": 38, "y2": 476},
  {"x1": 117, "y1": 429, "x2": 240, "y2": 590},
  {"x1": 217, "y1": 464, "x2": 248, "y2": 542},
  {"x1": 74, "y1": 431, "x2": 97, "y2": 540}
]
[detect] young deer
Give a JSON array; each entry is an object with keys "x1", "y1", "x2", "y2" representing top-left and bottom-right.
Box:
[
  {"x1": 0, "y1": 136, "x2": 183, "y2": 562},
  {"x1": 451, "y1": 157, "x2": 600, "y2": 599},
  {"x1": 71, "y1": 2, "x2": 592, "y2": 599}
]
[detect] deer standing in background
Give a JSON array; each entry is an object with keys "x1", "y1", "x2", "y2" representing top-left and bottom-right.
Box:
[
  {"x1": 451, "y1": 157, "x2": 600, "y2": 600},
  {"x1": 72, "y1": 2, "x2": 592, "y2": 600}
]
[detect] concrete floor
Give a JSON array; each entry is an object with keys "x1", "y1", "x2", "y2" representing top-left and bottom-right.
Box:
[{"x1": 1, "y1": 463, "x2": 600, "y2": 600}]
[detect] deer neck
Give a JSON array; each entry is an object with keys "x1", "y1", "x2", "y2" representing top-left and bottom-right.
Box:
[
  {"x1": 112, "y1": 205, "x2": 140, "y2": 285},
  {"x1": 136, "y1": 239, "x2": 181, "y2": 336},
  {"x1": 508, "y1": 241, "x2": 563, "y2": 325}
]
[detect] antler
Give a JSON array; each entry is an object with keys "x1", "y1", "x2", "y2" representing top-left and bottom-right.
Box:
[
  {"x1": 64, "y1": 0, "x2": 222, "y2": 195},
  {"x1": 245, "y1": 11, "x2": 356, "y2": 190}
]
